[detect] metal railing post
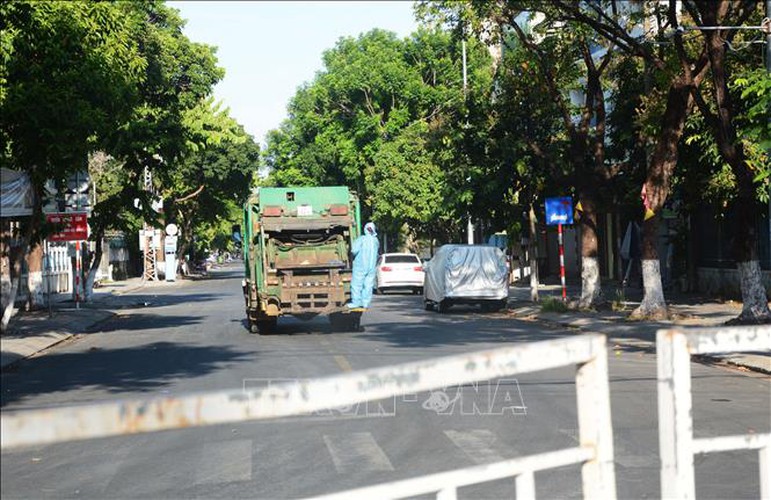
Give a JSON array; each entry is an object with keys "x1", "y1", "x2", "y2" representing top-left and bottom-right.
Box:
[
  {"x1": 515, "y1": 471, "x2": 536, "y2": 500},
  {"x1": 576, "y1": 335, "x2": 617, "y2": 500},
  {"x1": 657, "y1": 329, "x2": 695, "y2": 499},
  {"x1": 760, "y1": 445, "x2": 770, "y2": 499},
  {"x1": 657, "y1": 326, "x2": 771, "y2": 500}
]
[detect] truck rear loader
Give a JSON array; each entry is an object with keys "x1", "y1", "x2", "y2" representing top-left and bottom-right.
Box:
[{"x1": 241, "y1": 186, "x2": 361, "y2": 334}]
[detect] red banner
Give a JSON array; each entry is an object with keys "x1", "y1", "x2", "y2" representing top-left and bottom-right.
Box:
[{"x1": 47, "y1": 212, "x2": 89, "y2": 241}]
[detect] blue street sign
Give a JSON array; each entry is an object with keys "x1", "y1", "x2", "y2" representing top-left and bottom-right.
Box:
[{"x1": 545, "y1": 197, "x2": 574, "y2": 226}]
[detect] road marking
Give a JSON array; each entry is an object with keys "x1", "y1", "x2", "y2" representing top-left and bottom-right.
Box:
[
  {"x1": 444, "y1": 429, "x2": 507, "y2": 464},
  {"x1": 195, "y1": 439, "x2": 253, "y2": 484},
  {"x1": 323, "y1": 433, "x2": 394, "y2": 473},
  {"x1": 334, "y1": 354, "x2": 353, "y2": 372}
]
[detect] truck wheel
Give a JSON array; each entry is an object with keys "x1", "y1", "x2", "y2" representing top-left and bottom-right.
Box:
[
  {"x1": 257, "y1": 318, "x2": 277, "y2": 335},
  {"x1": 424, "y1": 300, "x2": 433, "y2": 311},
  {"x1": 438, "y1": 300, "x2": 450, "y2": 313},
  {"x1": 249, "y1": 321, "x2": 259, "y2": 334}
]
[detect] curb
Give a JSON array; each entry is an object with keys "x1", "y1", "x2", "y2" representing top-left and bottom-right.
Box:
[
  {"x1": 1, "y1": 331, "x2": 74, "y2": 370},
  {"x1": 1, "y1": 303, "x2": 120, "y2": 371},
  {"x1": 508, "y1": 304, "x2": 771, "y2": 375}
]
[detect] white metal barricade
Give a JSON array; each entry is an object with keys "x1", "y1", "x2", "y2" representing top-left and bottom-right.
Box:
[
  {"x1": 657, "y1": 326, "x2": 771, "y2": 500},
  {"x1": 1, "y1": 334, "x2": 617, "y2": 499}
]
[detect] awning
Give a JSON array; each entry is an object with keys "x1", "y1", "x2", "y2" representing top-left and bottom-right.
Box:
[{"x1": 0, "y1": 168, "x2": 33, "y2": 217}]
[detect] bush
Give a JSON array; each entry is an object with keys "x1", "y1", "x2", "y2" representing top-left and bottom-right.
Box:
[{"x1": 541, "y1": 296, "x2": 568, "y2": 313}]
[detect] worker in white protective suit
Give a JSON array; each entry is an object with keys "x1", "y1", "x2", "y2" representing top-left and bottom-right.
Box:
[{"x1": 349, "y1": 221, "x2": 379, "y2": 310}]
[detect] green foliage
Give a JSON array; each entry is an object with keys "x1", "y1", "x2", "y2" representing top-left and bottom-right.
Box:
[
  {"x1": 166, "y1": 120, "x2": 259, "y2": 256},
  {"x1": 263, "y1": 27, "x2": 492, "y2": 244},
  {"x1": 1, "y1": 2, "x2": 144, "y2": 187},
  {"x1": 541, "y1": 296, "x2": 568, "y2": 313},
  {"x1": 679, "y1": 65, "x2": 771, "y2": 209},
  {"x1": 367, "y1": 122, "x2": 448, "y2": 231},
  {"x1": 731, "y1": 69, "x2": 771, "y2": 189}
]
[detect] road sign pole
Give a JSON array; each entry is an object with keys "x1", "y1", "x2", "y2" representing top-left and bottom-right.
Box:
[
  {"x1": 558, "y1": 223, "x2": 567, "y2": 301},
  {"x1": 75, "y1": 241, "x2": 81, "y2": 310}
]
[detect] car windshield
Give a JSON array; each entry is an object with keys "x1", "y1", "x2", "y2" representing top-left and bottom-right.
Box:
[{"x1": 384, "y1": 254, "x2": 420, "y2": 264}]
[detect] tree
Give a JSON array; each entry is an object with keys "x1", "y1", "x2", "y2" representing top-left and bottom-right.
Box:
[
  {"x1": 1, "y1": 1, "x2": 144, "y2": 329},
  {"x1": 164, "y1": 115, "x2": 258, "y2": 267},
  {"x1": 420, "y1": 1, "x2": 629, "y2": 308},
  {"x1": 680, "y1": 1, "x2": 770, "y2": 323},
  {"x1": 553, "y1": 0, "x2": 768, "y2": 323},
  {"x1": 263, "y1": 28, "x2": 492, "y2": 248},
  {"x1": 367, "y1": 121, "x2": 450, "y2": 238},
  {"x1": 549, "y1": 0, "x2": 719, "y2": 319},
  {"x1": 82, "y1": 2, "x2": 227, "y2": 300}
]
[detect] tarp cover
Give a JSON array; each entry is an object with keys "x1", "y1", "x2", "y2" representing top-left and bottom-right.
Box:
[
  {"x1": 1, "y1": 168, "x2": 33, "y2": 217},
  {"x1": 424, "y1": 244, "x2": 508, "y2": 302}
]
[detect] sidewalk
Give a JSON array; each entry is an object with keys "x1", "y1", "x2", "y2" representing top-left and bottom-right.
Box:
[
  {"x1": 507, "y1": 283, "x2": 770, "y2": 374},
  {"x1": 0, "y1": 276, "x2": 182, "y2": 368},
  {"x1": 2, "y1": 277, "x2": 769, "y2": 374}
]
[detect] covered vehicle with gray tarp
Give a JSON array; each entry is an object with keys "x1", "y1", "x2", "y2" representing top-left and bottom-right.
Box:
[{"x1": 423, "y1": 244, "x2": 509, "y2": 313}]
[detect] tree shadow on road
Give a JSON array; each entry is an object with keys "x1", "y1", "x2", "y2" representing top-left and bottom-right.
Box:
[
  {"x1": 1, "y1": 341, "x2": 253, "y2": 408},
  {"x1": 88, "y1": 312, "x2": 204, "y2": 333}
]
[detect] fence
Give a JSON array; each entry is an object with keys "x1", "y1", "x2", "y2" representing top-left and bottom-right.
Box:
[
  {"x1": 1, "y1": 334, "x2": 617, "y2": 499},
  {"x1": 43, "y1": 242, "x2": 71, "y2": 294},
  {"x1": 3, "y1": 326, "x2": 769, "y2": 499},
  {"x1": 657, "y1": 326, "x2": 771, "y2": 500}
]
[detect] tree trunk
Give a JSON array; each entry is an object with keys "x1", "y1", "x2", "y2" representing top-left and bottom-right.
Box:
[
  {"x1": 578, "y1": 197, "x2": 602, "y2": 308},
  {"x1": 84, "y1": 231, "x2": 104, "y2": 303},
  {"x1": 631, "y1": 82, "x2": 693, "y2": 320},
  {"x1": 701, "y1": 25, "x2": 771, "y2": 323},
  {"x1": 733, "y1": 261, "x2": 771, "y2": 324},
  {"x1": 528, "y1": 204, "x2": 539, "y2": 302},
  {"x1": 1, "y1": 241, "x2": 27, "y2": 333},
  {"x1": 25, "y1": 243, "x2": 44, "y2": 310},
  {"x1": 2, "y1": 175, "x2": 47, "y2": 329}
]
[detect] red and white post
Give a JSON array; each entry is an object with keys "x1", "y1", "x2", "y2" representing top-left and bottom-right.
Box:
[
  {"x1": 558, "y1": 223, "x2": 567, "y2": 301},
  {"x1": 75, "y1": 240, "x2": 81, "y2": 309}
]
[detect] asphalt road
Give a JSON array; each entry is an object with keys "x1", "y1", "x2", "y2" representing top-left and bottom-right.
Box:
[{"x1": 1, "y1": 264, "x2": 769, "y2": 499}]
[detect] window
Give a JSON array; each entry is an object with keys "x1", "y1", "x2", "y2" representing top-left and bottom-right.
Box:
[{"x1": 383, "y1": 254, "x2": 420, "y2": 264}]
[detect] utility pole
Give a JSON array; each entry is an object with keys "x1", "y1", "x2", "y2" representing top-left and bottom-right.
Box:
[
  {"x1": 766, "y1": 1, "x2": 771, "y2": 74},
  {"x1": 463, "y1": 40, "x2": 474, "y2": 245}
]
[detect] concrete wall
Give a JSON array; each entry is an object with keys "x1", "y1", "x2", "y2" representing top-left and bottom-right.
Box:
[{"x1": 696, "y1": 267, "x2": 771, "y2": 298}]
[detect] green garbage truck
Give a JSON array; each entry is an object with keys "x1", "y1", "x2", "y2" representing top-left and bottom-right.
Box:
[{"x1": 241, "y1": 186, "x2": 362, "y2": 334}]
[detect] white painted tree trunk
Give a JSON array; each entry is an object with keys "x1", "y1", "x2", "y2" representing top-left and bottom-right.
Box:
[
  {"x1": 529, "y1": 206, "x2": 539, "y2": 302},
  {"x1": 631, "y1": 259, "x2": 669, "y2": 320},
  {"x1": 26, "y1": 271, "x2": 44, "y2": 309},
  {"x1": 736, "y1": 260, "x2": 771, "y2": 323},
  {"x1": 84, "y1": 267, "x2": 97, "y2": 302},
  {"x1": 529, "y1": 245, "x2": 539, "y2": 302},
  {"x1": 579, "y1": 256, "x2": 602, "y2": 309},
  {"x1": 1, "y1": 279, "x2": 19, "y2": 333}
]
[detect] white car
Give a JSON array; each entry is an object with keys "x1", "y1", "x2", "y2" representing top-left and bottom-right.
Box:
[{"x1": 374, "y1": 253, "x2": 425, "y2": 294}]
